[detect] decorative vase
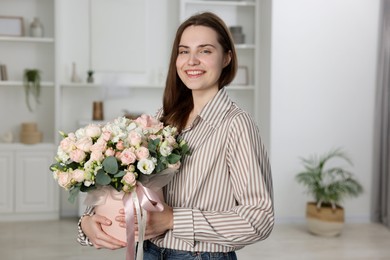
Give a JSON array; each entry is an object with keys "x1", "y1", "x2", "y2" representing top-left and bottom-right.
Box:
[
  {"x1": 94, "y1": 187, "x2": 127, "y2": 242},
  {"x1": 30, "y1": 17, "x2": 44, "y2": 38},
  {"x1": 92, "y1": 101, "x2": 104, "y2": 121},
  {"x1": 71, "y1": 62, "x2": 81, "y2": 83},
  {"x1": 306, "y1": 202, "x2": 344, "y2": 237}
]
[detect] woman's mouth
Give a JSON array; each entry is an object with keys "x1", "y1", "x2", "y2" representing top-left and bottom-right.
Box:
[{"x1": 186, "y1": 70, "x2": 204, "y2": 77}]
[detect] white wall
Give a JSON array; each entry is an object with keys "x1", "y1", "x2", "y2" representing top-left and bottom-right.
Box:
[{"x1": 270, "y1": 0, "x2": 380, "y2": 222}]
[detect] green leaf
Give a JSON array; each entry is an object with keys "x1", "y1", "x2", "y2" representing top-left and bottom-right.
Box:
[
  {"x1": 148, "y1": 139, "x2": 160, "y2": 155},
  {"x1": 167, "y1": 153, "x2": 181, "y2": 164},
  {"x1": 80, "y1": 185, "x2": 96, "y2": 193},
  {"x1": 49, "y1": 162, "x2": 60, "y2": 171},
  {"x1": 295, "y1": 147, "x2": 363, "y2": 206},
  {"x1": 96, "y1": 169, "x2": 112, "y2": 185},
  {"x1": 68, "y1": 186, "x2": 80, "y2": 204},
  {"x1": 180, "y1": 142, "x2": 190, "y2": 155},
  {"x1": 102, "y1": 156, "x2": 119, "y2": 174},
  {"x1": 67, "y1": 161, "x2": 80, "y2": 170},
  {"x1": 155, "y1": 160, "x2": 167, "y2": 173},
  {"x1": 114, "y1": 170, "x2": 126, "y2": 178}
]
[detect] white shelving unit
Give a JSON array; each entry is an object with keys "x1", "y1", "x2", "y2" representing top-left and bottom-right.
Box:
[
  {"x1": 0, "y1": 0, "x2": 59, "y2": 221},
  {"x1": 180, "y1": 0, "x2": 260, "y2": 121},
  {"x1": 0, "y1": 0, "x2": 57, "y2": 145}
]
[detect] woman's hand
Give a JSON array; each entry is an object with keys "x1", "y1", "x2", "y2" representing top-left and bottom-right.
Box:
[
  {"x1": 116, "y1": 203, "x2": 173, "y2": 240},
  {"x1": 81, "y1": 213, "x2": 127, "y2": 249}
]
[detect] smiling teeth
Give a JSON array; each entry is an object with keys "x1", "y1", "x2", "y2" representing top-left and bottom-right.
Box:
[{"x1": 187, "y1": 71, "x2": 203, "y2": 75}]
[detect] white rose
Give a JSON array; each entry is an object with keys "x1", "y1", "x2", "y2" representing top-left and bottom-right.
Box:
[
  {"x1": 137, "y1": 158, "x2": 155, "y2": 175},
  {"x1": 159, "y1": 141, "x2": 173, "y2": 157},
  {"x1": 75, "y1": 127, "x2": 86, "y2": 139},
  {"x1": 57, "y1": 147, "x2": 70, "y2": 162},
  {"x1": 85, "y1": 124, "x2": 102, "y2": 138}
]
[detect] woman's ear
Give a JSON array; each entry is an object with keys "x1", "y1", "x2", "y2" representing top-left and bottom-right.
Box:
[{"x1": 223, "y1": 50, "x2": 232, "y2": 68}]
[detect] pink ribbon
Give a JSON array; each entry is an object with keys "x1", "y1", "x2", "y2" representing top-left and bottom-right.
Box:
[{"x1": 123, "y1": 181, "x2": 164, "y2": 260}]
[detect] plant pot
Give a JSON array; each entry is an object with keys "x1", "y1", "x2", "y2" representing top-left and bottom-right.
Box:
[{"x1": 306, "y1": 202, "x2": 344, "y2": 237}]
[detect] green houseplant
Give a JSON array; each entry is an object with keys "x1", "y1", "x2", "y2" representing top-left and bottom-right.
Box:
[
  {"x1": 23, "y1": 69, "x2": 41, "y2": 112},
  {"x1": 295, "y1": 148, "x2": 363, "y2": 236}
]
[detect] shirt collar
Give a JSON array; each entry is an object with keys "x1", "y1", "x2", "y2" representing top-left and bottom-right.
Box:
[{"x1": 196, "y1": 88, "x2": 232, "y2": 129}]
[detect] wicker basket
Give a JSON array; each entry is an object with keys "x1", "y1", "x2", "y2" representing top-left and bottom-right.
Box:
[{"x1": 20, "y1": 122, "x2": 42, "y2": 144}]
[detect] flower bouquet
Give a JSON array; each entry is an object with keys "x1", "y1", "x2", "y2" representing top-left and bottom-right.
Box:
[{"x1": 50, "y1": 114, "x2": 189, "y2": 259}]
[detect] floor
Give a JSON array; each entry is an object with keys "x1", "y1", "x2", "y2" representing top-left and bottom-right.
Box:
[{"x1": 0, "y1": 218, "x2": 389, "y2": 260}]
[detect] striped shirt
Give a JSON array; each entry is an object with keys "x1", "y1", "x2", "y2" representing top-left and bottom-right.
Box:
[{"x1": 151, "y1": 88, "x2": 274, "y2": 252}]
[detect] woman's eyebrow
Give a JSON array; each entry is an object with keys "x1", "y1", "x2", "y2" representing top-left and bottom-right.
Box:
[{"x1": 178, "y1": 44, "x2": 216, "y2": 48}]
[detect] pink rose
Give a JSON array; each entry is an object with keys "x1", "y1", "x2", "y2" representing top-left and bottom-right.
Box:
[
  {"x1": 57, "y1": 171, "x2": 72, "y2": 189},
  {"x1": 60, "y1": 136, "x2": 76, "y2": 153},
  {"x1": 135, "y1": 114, "x2": 163, "y2": 133},
  {"x1": 85, "y1": 124, "x2": 102, "y2": 138},
  {"x1": 70, "y1": 149, "x2": 86, "y2": 163},
  {"x1": 72, "y1": 169, "x2": 85, "y2": 182},
  {"x1": 123, "y1": 172, "x2": 137, "y2": 186},
  {"x1": 90, "y1": 150, "x2": 104, "y2": 162},
  {"x1": 90, "y1": 138, "x2": 107, "y2": 153},
  {"x1": 75, "y1": 136, "x2": 93, "y2": 152},
  {"x1": 105, "y1": 147, "x2": 116, "y2": 157},
  {"x1": 135, "y1": 146, "x2": 149, "y2": 160},
  {"x1": 127, "y1": 130, "x2": 142, "y2": 146},
  {"x1": 120, "y1": 148, "x2": 137, "y2": 165},
  {"x1": 101, "y1": 130, "x2": 112, "y2": 141}
]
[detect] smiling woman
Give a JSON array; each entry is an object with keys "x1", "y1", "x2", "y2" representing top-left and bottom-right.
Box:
[{"x1": 78, "y1": 11, "x2": 274, "y2": 260}]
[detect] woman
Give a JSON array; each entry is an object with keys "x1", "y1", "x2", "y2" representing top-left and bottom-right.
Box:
[{"x1": 78, "y1": 12, "x2": 274, "y2": 259}]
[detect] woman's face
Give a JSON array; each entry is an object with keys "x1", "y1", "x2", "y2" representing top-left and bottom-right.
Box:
[{"x1": 176, "y1": 25, "x2": 231, "y2": 94}]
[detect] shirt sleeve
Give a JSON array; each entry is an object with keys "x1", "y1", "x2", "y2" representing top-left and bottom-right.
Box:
[
  {"x1": 76, "y1": 206, "x2": 95, "y2": 246},
  {"x1": 172, "y1": 112, "x2": 274, "y2": 248}
]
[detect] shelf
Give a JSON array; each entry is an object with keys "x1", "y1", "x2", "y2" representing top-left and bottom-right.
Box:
[
  {"x1": 0, "y1": 81, "x2": 55, "y2": 87},
  {"x1": 61, "y1": 83, "x2": 165, "y2": 89},
  {"x1": 0, "y1": 36, "x2": 54, "y2": 43},
  {"x1": 0, "y1": 142, "x2": 55, "y2": 151},
  {"x1": 185, "y1": 1, "x2": 256, "y2": 7}
]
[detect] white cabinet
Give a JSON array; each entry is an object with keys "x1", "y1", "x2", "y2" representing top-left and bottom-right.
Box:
[
  {"x1": 0, "y1": 144, "x2": 59, "y2": 221},
  {"x1": 0, "y1": 152, "x2": 13, "y2": 213},
  {"x1": 180, "y1": 0, "x2": 260, "y2": 121}
]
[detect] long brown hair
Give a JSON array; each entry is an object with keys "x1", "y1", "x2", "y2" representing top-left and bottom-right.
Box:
[{"x1": 160, "y1": 12, "x2": 237, "y2": 132}]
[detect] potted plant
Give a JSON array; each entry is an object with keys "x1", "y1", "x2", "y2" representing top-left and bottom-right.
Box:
[
  {"x1": 295, "y1": 148, "x2": 363, "y2": 236},
  {"x1": 23, "y1": 69, "x2": 41, "y2": 112}
]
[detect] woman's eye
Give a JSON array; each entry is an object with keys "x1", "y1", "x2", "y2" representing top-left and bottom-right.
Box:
[
  {"x1": 178, "y1": 50, "x2": 188, "y2": 54},
  {"x1": 201, "y1": 49, "x2": 211, "y2": 54}
]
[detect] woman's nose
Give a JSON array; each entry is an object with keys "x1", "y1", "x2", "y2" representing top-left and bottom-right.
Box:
[{"x1": 188, "y1": 53, "x2": 200, "y2": 65}]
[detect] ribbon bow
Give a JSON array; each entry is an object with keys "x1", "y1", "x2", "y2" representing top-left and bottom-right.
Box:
[{"x1": 124, "y1": 182, "x2": 164, "y2": 260}]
